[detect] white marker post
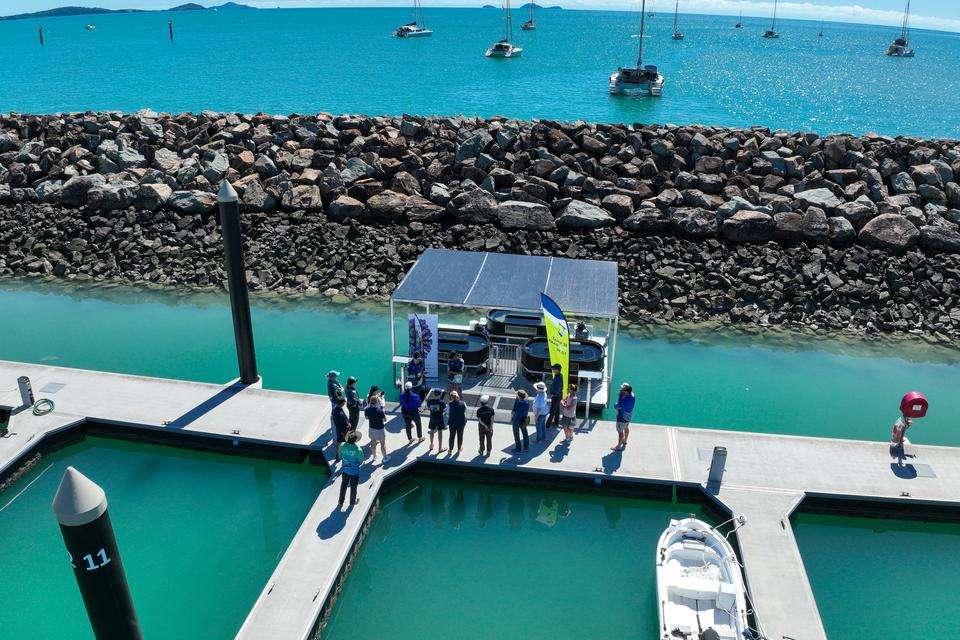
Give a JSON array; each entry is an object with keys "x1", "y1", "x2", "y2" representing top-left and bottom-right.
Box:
[{"x1": 52, "y1": 467, "x2": 143, "y2": 640}]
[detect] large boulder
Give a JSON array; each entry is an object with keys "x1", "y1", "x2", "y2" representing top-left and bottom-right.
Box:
[
  {"x1": 449, "y1": 188, "x2": 498, "y2": 224},
  {"x1": 136, "y1": 183, "x2": 173, "y2": 211},
  {"x1": 455, "y1": 131, "x2": 493, "y2": 164},
  {"x1": 836, "y1": 197, "x2": 878, "y2": 229},
  {"x1": 340, "y1": 157, "x2": 375, "y2": 185},
  {"x1": 405, "y1": 195, "x2": 446, "y2": 222},
  {"x1": 60, "y1": 174, "x2": 106, "y2": 206},
  {"x1": 87, "y1": 181, "x2": 137, "y2": 212},
  {"x1": 773, "y1": 211, "x2": 803, "y2": 242},
  {"x1": 239, "y1": 179, "x2": 276, "y2": 212},
  {"x1": 366, "y1": 189, "x2": 406, "y2": 221},
  {"x1": 859, "y1": 213, "x2": 918, "y2": 253},
  {"x1": 153, "y1": 147, "x2": 181, "y2": 173},
  {"x1": 828, "y1": 216, "x2": 856, "y2": 246},
  {"x1": 555, "y1": 200, "x2": 615, "y2": 229},
  {"x1": 891, "y1": 171, "x2": 918, "y2": 194},
  {"x1": 600, "y1": 193, "x2": 634, "y2": 219},
  {"x1": 716, "y1": 196, "x2": 772, "y2": 223},
  {"x1": 671, "y1": 207, "x2": 718, "y2": 237},
  {"x1": 283, "y1": 185, "x2": 324, "y2": 210},
  {"x1": 624, "y1": 207, "x2": 672, "y2": 233},
  {"x1": 117, "y1": 146, "x2": 146, "y2": 170},
  {"x1": 168, "y1": 189, "x2": 217, "y2": 214},
  {"x1": 327, "y1": 195, "x2": 365, "y2": 220},
  {"x1": 918, "y1": 225, "x2": 960, "y2": 253},
  {"x1": 802, "y1": 207, "x2": 830, "y2": 243},
  {"x1": 796, "y1": 188, "x2": 842, "y2": 211},
  {"x1": 722, "y1": 211, "x2": 775, "y2": 242},
  {"x1": 497, "y1": 200, "x2": 555, "y2": 231}
]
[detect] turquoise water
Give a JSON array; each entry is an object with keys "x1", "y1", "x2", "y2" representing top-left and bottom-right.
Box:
[
  {"x1": 2, "y1": 278, "x2": 960, "y2": 445},
  {"x1": 0, "y1": 436, "x2": 325, "y2": 639},
  {"x1": 322, "y1": 476, "x2": 712, "y2": 640},
  {"x1": 794, "y1": 512, "x2": 960, "y2": 639},
  {"x1": 1, "y1": 8, "x2": 958, "y2": 137}
]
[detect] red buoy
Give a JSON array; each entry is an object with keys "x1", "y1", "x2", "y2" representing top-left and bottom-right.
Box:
[{"x1": 900, "y1": 391, "x2": 928, "y2": 419}]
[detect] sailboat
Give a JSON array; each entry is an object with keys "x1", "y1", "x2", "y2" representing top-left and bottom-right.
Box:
[
  {"x1": 886, "y1": 0, "x2": 915, "y2": 57},
  {"x1": 521, "y1": 2, "x2": 536, "y2": 30},
  {"x1": 85, "y1": 23, "x2": 96, "y2": 31},
  {"x1": 486, "y1": 0, "x2": 523, "y2": 57},
  {"x1": 394, "y1": 0, "x2": 432, "y2": 37},
  {"x1": 818, "y1": 20, "x2": 824, "y2": 37},
  {"x1": 734, "y1": 9, "x2": 742, "y2": 29},
  {"x1": 648, "y1": 0, "x2": 655, "y2": 17},
  {"x1": 609, "y1": 0, "x2": 664, "y2": 97},
  {"x1": 762, "y1": 0, "x2": 779, "y2": 38},
  {"x1": 671, "y1": 0, "x2": 683, "y2": 40}
]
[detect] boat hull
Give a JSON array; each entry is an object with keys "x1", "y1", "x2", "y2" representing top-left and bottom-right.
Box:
[
  {"x1": 486, "y1": 46, "x2": 523, "y2": 58},
  {"x1": 395, "y1": 28, "x2": 433, "y2": 38},
  {"x1": 656, "y1": 518, "x2": 750, "y2": 640},
  {"x1": 609, "y1": 72, "x2": 664, "y2": 97}
]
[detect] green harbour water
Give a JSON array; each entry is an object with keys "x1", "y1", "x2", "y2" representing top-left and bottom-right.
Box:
[
  {"x1": 794, "y1": 512, "x2": 960, "y2": 639},
  {"x1": 321, "y1": 476, "x2": 712, "y2": 640},
  {"x1": 0, "y1": 436, "x2": 325, "y2": 640}
]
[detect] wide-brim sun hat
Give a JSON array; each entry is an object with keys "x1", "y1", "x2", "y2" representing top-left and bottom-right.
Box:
[{"x1": 534, "y1": 381, "x2": 546, "y2": 391}]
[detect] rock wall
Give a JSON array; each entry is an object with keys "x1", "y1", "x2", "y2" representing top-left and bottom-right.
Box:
[{"x1": 2, "y1": 111, "x2": 960, "y2": 338}]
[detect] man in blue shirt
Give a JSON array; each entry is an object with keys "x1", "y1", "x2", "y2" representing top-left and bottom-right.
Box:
[
  {"x1": 399, "y1": 381, "x2": 424, "y2": 444},
  {"x1": 544, "y1": 363, "x2": 564, "y2": 430},
  {"x1": 613, "y1": 382, "x2": 636, "y2": 451}
]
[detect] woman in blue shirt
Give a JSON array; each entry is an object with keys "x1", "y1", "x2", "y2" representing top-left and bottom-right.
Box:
[
  {"x1": 511, "y1": 390, "x2": 531, "y2": 453},
  {"x1": 613, "y1": 382, "x2": 636, "y2": 451}
]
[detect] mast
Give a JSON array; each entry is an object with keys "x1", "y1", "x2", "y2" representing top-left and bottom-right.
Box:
[
  {"x1": 771, "y1": 0, "x2": 778, "y2": 31},
  {"x1": 505, "y1": 0, "x2": 513, "y2": 42},
  {"x1": 637, "y1": 0, "x2": 647, "y2": 67},
  {"x1": 531, "y1": 1, "x2": 535, "y2": 24},
  {"x1": 413, "y1": 0, "x2": 424, "y2": 26},
  {"x1": 673, "y1": 0, "x2": 679, "y2": 33},
  {"x1": 901, "y1": 0, "x2": 910, "y2": 41}
]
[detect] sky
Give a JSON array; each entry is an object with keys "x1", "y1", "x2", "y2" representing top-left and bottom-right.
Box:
[{"x1": 6, "y1": 1, "x2": 960, "y2": 33}]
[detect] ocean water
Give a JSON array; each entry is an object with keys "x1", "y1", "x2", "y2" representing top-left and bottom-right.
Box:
[
  {"x1": 0, "y1": 7, "x2": 958, "y2": 138},
  {"x1": 794, "y1": 512, "x2": 960, "y2": 639},
  {"x1": 321, "y1": 476, "x2": 714, "y2": 640},
  {"x1": 2, "y1": 278, "x2": 960, "y2": 445},
  {"x1": 0, "y1": 436, "x2": 325, "y2": 639}
]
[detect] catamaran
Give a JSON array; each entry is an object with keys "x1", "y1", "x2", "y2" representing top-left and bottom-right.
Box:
[
  {"x1": 521, "y1": 2, "x2": 536, "y2": 30},
  {"x1": 656, "y1": 517, "x2": 751, "y2": 640},
  {"x1": 762, "y1": 0, "x2": 779, "y2": 38},
  {"x1": 486, "y1": 0, "x2": 523, "y2": 58},
  {"x1": 394, "y1": 0, "x2": 433, "y2": 37},
  {"x1": 734, "y1": 9, "x2": 742, "y2": 29},
  {"x1": 671, "y1": 0, "x2": 683, "y2": 40},
  {"x1": 610, "y1": 0, "x2": 664, "y2": 97},
  {"x1": 886, "y1": 0, "x2": 915, "y2": 57}
]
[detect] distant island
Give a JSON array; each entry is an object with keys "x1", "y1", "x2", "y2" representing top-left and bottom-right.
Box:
[
  {"x1": 484, "y1": 3, "x2": 563, "y2": 9},
  {"x1": 0, "y1": 2, "x2": 255, "y2": 21}
]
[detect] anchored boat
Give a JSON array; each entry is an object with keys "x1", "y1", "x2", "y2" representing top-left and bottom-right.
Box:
[
  {"x1": 657, "y1": 517, "x2": 750, "y2": 640},
  {"x1": 486, "y1": 0, "x2": 523, "y2": 58},
  {"x1": 85, "y1": 23, "x2": 96, "y2": 31},
  {"x1": 521, "y1": 1, "x2": 536, "y2": 31},
  {"x1": 734, "y1": 9, "x2": 742, "y2": 29},
  {"x1": 394, "y1": 0, "x2": 432, "y2": 37},
  {"x1": 762, "y1": 0, "x2": 779, "y2": 38},
  {"x1": 886, "y1": 0, "x2": 915, "y2": 57},
  {"x1": 671, "y1": 0, "x2": 683, "y2": 40},
  {"x1": 610, "y1": 0, "x2": 664, "y2": 96}
]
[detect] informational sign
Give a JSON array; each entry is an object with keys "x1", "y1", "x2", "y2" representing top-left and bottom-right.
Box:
[
  {"x1": 408, "y1": 313, "x2": 439, "y2": 379},
  {"x1": 540, "y1": 293, "x2": 569, "y2": 389}
]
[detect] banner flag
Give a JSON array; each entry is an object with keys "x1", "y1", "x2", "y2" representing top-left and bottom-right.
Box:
[
  {"x1": 408, "y1": 313, "x2": 439, "y2": 378},
  {"x1": 540, "y1": 293, "x2": 569, "y2": 390}
]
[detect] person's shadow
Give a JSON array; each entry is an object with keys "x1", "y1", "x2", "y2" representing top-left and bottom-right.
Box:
[
  {"x1": 317, "y1": 501, "x2": 350, "y2": 539},
  {"x1": 549, "y1": 438, "x2": 571, "y2": 463},
  {"x1": 601, "y1": 448, "x2": 622, "y2": 475}
]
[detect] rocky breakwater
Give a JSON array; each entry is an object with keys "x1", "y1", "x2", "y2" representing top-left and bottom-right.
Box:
[{"x1": 2, "y1": 110, "x2": 960, "y2": 338}]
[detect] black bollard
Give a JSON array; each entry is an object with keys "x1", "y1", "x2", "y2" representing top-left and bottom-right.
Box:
[
  {"x1": 219, "y1": 180, "x2": 259, "y2": 385},
  {"x1": 38, "y1": 26, "x2": 44, "y2": 46},
  {"x1": 52, "y1": 467, "x2": 143, "y2": 640},
  {"x1": 168, "y1": 19, "x2": 174, "y2": 41}
]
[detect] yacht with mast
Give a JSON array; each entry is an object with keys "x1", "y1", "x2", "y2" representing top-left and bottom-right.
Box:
[
  {"x1": 762, "y1": 0, "x2": 779, "y2": 38},
  {"x1": 610, "y1": 0, "x2": 664, "y2": 97},
  {"x1": 671, "y1": 0, "x2": 683, "y2": 40},
  {"x1": 394, "y1": 0, "x2": 432, "y2": 37},
  {"x1": 818, "y1": 20, "x2": 824, "y2": 37},
  {"x1": 521, "y1": 2, "x2": 536, "y2": 30},
  {"x1": 734, "y1": 9, "x2": 742, "y2": 29},
  {"x1": 886, "y1": 0, "x2": 915, "y2": 57},
  {"x1": 486, "y1": 0, "x2": 523, "y2": 57}
]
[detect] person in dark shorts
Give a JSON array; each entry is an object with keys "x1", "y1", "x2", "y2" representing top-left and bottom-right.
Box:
[
  {"x1": 511, "y1": 390, "x2": 531, "y2": 453},
  {"x1": 544, "y1": 363, "x2": 564, "y2": 430},
  {"x1": 426, "y1": 388, "x2": 447, "y2": 453},
  {"x1": 476, "y1": 395, "x2": 495, "y2": 456},
  {"x1": 344, "y1": 376, "x2": 361, "y2": 430},
  {"x1": 399, "y1": 381, "x2": 424, "y2": 444},
  {"x1": 447, "y1": 391, "x2": 467, "y2": 454}
]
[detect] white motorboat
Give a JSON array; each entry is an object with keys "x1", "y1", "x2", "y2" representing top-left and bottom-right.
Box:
[
  {"x1": 656, "y1": 517, "x2": 751, "y2": 640},
  {"x1": 885, "y1": 0, "x2": 915, "y2": 57},
  {"x1": 521, "y1": 1, "x2": 536, "y2": 30},
  {"x1": 486, "y1": 0, "x2": 522, "y2": 58},
  {"x1": 394, "y1": 0, "x2": 432, "y2": 37},
  {"x1": 671, "y1": 0, "x2": 683, "y2": 40},
  {"x1": 762, "y1": 0, "x2": 779, "y2": 38},
  {"x1": 610, "y1": 0, "x2": 663, "y2": 97}
]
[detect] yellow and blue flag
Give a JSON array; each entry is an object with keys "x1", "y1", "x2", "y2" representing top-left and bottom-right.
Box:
[{"x1": 540, "y1": 293, "x2": 569, "y2": 389}]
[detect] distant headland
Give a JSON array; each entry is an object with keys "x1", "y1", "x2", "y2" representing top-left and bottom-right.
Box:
[
  {"x1": 484, "y1": 3, "x2": 563, "y2": 9},
  {"x1": 0, "y1": 2, "x2": 255, "y2": 21}
]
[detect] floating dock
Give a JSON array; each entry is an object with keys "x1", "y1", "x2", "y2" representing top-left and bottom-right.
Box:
[{"x1": 3, "y1": 359, "x2": 959, "y2": 640}]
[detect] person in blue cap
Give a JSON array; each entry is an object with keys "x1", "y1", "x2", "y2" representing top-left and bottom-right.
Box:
[{"x1": 612, "y1": 382, "x2": 636, "y2": 451}]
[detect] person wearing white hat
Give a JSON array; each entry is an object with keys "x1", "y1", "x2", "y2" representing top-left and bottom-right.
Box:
[
  {"x1": 399, "y1": 380, "x2": 425, "y2": 444},
  {"x1": 476, "y1": 395, "x2": 494, "y2": 456},
  {"x1": 533, "y1": 381, "x2": 549, "y2": 442}
]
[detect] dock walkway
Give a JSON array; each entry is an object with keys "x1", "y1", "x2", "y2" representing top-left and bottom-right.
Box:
[{"x1": 3, "y1": 359, "x2": 958, "y2": 640}]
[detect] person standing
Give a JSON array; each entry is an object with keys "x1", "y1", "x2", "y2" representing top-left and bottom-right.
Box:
[
  {"x1": 332, "y1": 396, "x2": 351, "y2": 462},
  {"x1": 364, "y1": 390, "x2": 389, "y2": 464},
  {"x1": 399, "y1": 381, "x2": 425, "y2": 444},
  {"x1": 511, "y1": 390, "x2": 531, "y2": 453},
  {"x1": 344, "y1": 376, "x2": 361, "y2": 430},
  {"x1": 560, "y1": 383, "x2": 578, "y2": 441},
  {"x1": 612, "y1": 383, "x2": 636, "y2": 451},
  {"x1": 447, "y1": 352, "x2": 465, "y2": 396},
  {"x1": 327, "y1": 369, "x2": 344, "y2": 441},
  {"x1": 447, "y1": 391, "x2": 467, "y2": 454},
  {"x1": 544, "y1": 363, "x2": 564, "y2": 430},
  {"x1": 338, "y1": 430, "x2": 364, "y2": 508},
  {"x1": 476, "y1": 395, "x2": 495, "y2": 457},
  {"x1": 407, "y1": 353, "x2": 426, "y2": 399},
  {"x1": 533, "y1": 381, "x2": 549, "y2": 442},
  {"x1": 426, "y1": 388, "x2": 447, "y2": 453}
]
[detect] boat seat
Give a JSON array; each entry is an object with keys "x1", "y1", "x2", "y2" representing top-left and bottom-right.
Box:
[
  {"x1": 716, "y1": 582, "x2": 737, "y2": 610},
  {"x1": 668, "y1": 576, "x2": 722, "y2": 601}
]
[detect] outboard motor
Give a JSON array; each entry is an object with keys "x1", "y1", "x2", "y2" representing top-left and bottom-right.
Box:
[{"x1": 700, "y1": 629, "x2": 721, "y2": 640}]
